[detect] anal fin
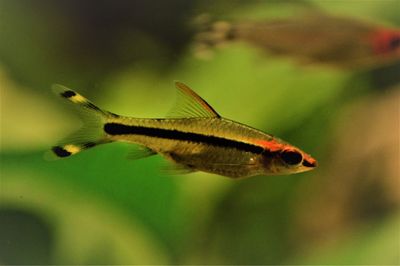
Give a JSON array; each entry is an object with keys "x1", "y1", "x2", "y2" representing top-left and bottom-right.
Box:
[{"x1": 161, "y1": 163, "x2": 197, "y2": 175}]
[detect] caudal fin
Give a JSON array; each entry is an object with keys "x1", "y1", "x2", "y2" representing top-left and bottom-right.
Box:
[{"x1": 47, "y1": 84, "x2": 118, "y2": 159}]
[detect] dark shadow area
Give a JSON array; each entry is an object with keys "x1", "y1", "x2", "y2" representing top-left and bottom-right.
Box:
[{"x1": 0, "y1": 208, "x2": 54, "y2": 265}]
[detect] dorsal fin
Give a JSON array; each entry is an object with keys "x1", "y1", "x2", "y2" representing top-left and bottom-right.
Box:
[{"x1": 166, "y1": 82, "x2": 221, "y2": 118}]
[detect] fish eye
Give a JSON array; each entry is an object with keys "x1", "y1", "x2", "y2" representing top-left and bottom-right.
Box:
[
  {"x1": 390, "y1": 36, "x2": 400, "y2": 50},
  {"x1": 280, "y1": 150, "x2": 303, "y2": 166}
]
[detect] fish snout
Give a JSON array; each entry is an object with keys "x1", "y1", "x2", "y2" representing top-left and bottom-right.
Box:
[{"x1": 302, "y1": 155, "x2": 317, "y2": 168}]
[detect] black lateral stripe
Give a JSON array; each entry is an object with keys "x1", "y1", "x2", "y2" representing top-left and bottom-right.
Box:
[{"x1": 104, "y1": 123, "x2": 264, "y2": 154}]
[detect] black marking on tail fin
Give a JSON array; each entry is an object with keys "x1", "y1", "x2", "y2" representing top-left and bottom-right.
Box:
[
  {"x1": 83, "y1": 142, "x2": 97, "y2": 149},
  {"x1": 50, "y1": 141, "x2": 105, "y2": 159},
  {"x1": 52, "y1": 84, "x2": 120, "y2": 118},
  {"x1": 61, "y1": 90, "x2": 76, "y2": 98},
  {"x1": 52, "y1": 146, "x2": 72, "y2": 157},
  {"x1": 49, "y1": 84, "x2": 119, "y2": 159}
]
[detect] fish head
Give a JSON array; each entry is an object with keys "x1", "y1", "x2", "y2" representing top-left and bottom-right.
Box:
[
  {"x1": 371, "y1": 29, "x2": 400, "y2": 56},
  {"x1": 261, "y1": 145, "x2": 317, "y2": 175}
]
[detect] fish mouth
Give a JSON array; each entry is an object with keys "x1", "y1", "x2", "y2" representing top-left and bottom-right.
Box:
[{"x1": 302, "y1": 159, "x2": 317, "y2": 168}]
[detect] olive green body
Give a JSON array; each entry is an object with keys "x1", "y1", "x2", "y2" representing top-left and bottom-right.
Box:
[{"x1": 106, "y1": 116, "x2": 275, "y2": 178}]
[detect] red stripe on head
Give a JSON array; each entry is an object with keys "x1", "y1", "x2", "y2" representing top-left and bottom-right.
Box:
[
  {"x1": 255, "y1": 140, "x2": 284, "y2": 152},
  {"x1": 303, "y1": 153, "x2": 317, "y2": 167},
  {"x1": 370, "y1": 29, "x2": 400, "y2": 54}
]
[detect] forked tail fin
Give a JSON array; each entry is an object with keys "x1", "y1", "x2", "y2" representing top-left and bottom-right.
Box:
[{"x1": 47, "y1": 84, "x2": 118, "y2": 159}]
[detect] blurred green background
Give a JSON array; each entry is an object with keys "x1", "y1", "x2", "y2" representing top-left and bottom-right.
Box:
[{"x1": 1, "y1": 0, "x2": 399, "y2": 264}]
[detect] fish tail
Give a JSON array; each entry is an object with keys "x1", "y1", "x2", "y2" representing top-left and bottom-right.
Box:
[
  {"x1": 47, "y1": 84, "x2": 117, "y2": 159},
  {"x1": 193, "y1": 15, "x2": 237, "y2": 58}
]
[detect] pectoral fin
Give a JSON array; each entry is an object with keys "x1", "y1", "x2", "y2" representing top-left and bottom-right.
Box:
[{"x1": 126, "y1": 146, "x2": 157, "y2": 160}]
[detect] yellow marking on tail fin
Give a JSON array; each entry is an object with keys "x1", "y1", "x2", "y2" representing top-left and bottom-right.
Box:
[
  {"x1": 69, "y1": 93, "x2": 88, "y2": 104},
  {"x1": 52, "y1": 84, "x2": 117, "y2": 117},
  {"x1": 48, "y1": 84, "x2": 116, "y2": 160},
  {"x1": 63, "y1": 144, "x2": 81, "y2": 155}
]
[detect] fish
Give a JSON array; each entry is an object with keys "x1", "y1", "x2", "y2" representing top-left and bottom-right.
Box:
[
  {"x1": 49, "y1": 82, "x2": 317, "y2": 178},
  {"x1": 194, "y1": 13, "x2": 400, "y2": 68}
]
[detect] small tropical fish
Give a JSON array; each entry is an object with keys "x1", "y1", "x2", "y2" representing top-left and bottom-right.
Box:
[
  {"x1": 49, "y1": 82, "x2": 317, "y2": 178},
  {"x1": 194, "y1": 13, "x2": 400, "y2": 68}
]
